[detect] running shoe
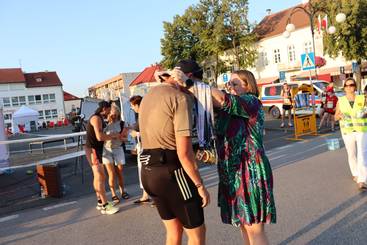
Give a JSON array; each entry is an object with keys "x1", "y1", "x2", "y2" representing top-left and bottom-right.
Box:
[
  {"x1": 280, "y1": 122, "x2": 285, "y2": 128},
  {"x1": 96, "y1": 201, "x2": 103, "y2": 210},
  {"x1": 101, "y1": 202, "x2": 119, "y2": 215},
  {"x1": 288, "y1": 123, "x2": 293, "y2": 127}
]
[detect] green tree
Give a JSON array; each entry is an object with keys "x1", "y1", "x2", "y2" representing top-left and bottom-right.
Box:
[
  {"x1": 317, "y1": 0, "x2": 367, "y2": 91},
  {"x1": 160, "y1": 0, "x2": 257, "y2": 83}
]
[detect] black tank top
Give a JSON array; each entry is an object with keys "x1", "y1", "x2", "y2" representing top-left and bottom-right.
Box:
[{"x1": 85, "y1": 114, "x2": 106, "y2": 150}]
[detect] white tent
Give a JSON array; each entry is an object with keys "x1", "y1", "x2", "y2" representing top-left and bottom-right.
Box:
[{"x1": 12, "y1": 105, "x2": 39, "y2": 133}]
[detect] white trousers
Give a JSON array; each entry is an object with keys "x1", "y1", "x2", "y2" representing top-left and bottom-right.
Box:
[{"x1": 342, "y1": 132, "x2": 367, "y2": 183}]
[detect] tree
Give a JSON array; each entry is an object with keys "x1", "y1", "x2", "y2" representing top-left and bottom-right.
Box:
[
  {"x1": 317, "y1": 0, "x2": 367, "y2": 91},
  {"x1": 160, "y1": 0, "x2": 257, "y2": 83},
  {"x1": 221, "y1": 0, "x2": 257, "y2": 70}
]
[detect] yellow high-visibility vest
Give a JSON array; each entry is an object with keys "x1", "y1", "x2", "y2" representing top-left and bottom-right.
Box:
[{"x1": 339, "y1": 95, "x2": 367, "y2": 134}]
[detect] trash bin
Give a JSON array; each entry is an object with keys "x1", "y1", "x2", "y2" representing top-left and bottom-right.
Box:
[{"x1": 36, "y1": 164, "x2": 63, "y2": 198}]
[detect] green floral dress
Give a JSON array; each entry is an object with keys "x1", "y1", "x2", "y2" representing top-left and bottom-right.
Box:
[{"x1": 216, "y1": 93, "x2": 276, "y2": 226}]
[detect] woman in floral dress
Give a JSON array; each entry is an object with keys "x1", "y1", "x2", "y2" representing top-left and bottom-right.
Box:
[{"x1": 211, "y1": 70, "x2": 276, "y2": 245}]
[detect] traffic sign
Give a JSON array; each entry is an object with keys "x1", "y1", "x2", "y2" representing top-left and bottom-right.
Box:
[
  {"x1": 223, "y1": 73, "x2": 229, "y2": 83},
  {"x1": 301, "y1": 52, "x2": 316, "y2": 71}
]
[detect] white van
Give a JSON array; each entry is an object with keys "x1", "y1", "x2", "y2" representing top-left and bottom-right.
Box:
[{"x1": 260, "y1": 80, "x2": 330, "y2": 118}]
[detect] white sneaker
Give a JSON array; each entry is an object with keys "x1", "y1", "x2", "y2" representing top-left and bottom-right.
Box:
[
  {"x1": 101, "y1": 202, "x2": 119, "y2": 215},
  {"x1": 288, "y1": 123, "x2": 293, "y2": 127},
  {"x1": 96, "y1": 202, "x2": 103, "y2": 210},
  {"x1": 280, "y1": 123, "x2": 285, "y2": 128}
]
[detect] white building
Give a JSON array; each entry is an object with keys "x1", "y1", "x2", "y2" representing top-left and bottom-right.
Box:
[
  {"x1": 250, "y1": 4, "x2": 367, "y2": 87},
  {"x1": 0, "y1": 68, "x2": 65, "y2": 129}
]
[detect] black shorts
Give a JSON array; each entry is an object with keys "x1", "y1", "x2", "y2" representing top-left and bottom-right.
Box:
[
  {"x1": 282, "y1": 105, "x2": 292, "y2": 110},
  {"x1": 140, "y1": 149, "x2": 204, "y2": 229},
  {"x1": 91, "y1": 148, "x2": 103, "y2": 165}
]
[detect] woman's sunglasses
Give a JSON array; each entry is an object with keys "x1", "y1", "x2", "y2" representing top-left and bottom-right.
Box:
[{"x1": 344, "y1": 83, "x2": 356, "y2": 88}]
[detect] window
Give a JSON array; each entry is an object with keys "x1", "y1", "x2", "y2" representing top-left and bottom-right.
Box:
[
  {"x1": 52, "y1": 109, "x2": 58, "y2": 118},
  {"x1": 11, "y1": 97, "x2": 19, "y2": 106},
  {"x1": 288, "y1": 45, "x2": 296, "y2": 63},
  {"x1": 43, "y1": 94, "x2": 49, "y2": 104},
  {"x1": 304, "y1": 41, "x2": 313, "y2": 53},
  {"x1": 35, "y1": 95, "x2": 42, "y2": 104},
  {"x1": 36, "y1": 77, "x2": 42, "y2": 82},
  {"x1": 274, "y1": 49, "x2": 281, "y2": 64},
  {"x1": 3, "y1": 97, "x2": 10, "y2": 107},
  {"x1": 206, "y1": 68, "x2": 212, "y2": 78},
  {"x1": 28, "y1": 95, "x2": 35, "y2": 105},
  {"x1": 260, "y1": 51, "x2": 268, "y2": 66},
  {"x1": 19, "y1": 96, "x2": 26, "y2": 105},
  {"x1": 45, "y1": 110, "x2": 51, "y2": 119},
  {"x1": 4, "y1": 114, "x2": 12, "y2": 120},
  {"x1": 38, "y1": 111, "x2": 44, "y2": 120},
  {"x1": 49, "y1": 94, "x2": 56, "y2": 103}
]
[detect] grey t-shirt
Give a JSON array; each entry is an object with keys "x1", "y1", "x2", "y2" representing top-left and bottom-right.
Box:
[
  {"x1": 139, "y1": 83, "x2": 193, "y2": 150},
  {"x1": 104, "y1": 121, "x2": 122, "y2": 149}
]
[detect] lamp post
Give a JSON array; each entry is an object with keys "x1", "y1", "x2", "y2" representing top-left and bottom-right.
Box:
[{"x1": 283, "y1": 0, "x2": 346, "y2": 80}]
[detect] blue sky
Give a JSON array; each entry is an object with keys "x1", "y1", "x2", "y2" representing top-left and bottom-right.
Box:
[{"x1": 0, "y1": 0, "x2": 301, "y2": 97}]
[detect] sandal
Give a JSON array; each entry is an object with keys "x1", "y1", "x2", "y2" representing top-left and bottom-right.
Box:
[
  {"x1": 121, "y1": 192, "x2": 130, "y2": 200},
  {"x1": 112, "y1": 196, "x2": 120, "y2": 205},
  {"x1": 134, "y1": 198, "x2": 151, "y2": 204}
]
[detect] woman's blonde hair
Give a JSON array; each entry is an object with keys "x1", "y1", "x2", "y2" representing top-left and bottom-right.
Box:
[
  {"x1": 109, "y1": 104, "x2": 121, "y2": 122},
  {"x1": 232, "y1": 70, "x2": 259, "y2": 97}
]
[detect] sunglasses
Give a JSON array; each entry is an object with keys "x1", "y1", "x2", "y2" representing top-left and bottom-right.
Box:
[{"x1": 344, "y1": 84, "x2": 356, "y2": 88}]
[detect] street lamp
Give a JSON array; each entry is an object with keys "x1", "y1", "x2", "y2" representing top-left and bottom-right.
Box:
[{"x1": 284, "y1": 0, "x2": 346, "y2": 79}]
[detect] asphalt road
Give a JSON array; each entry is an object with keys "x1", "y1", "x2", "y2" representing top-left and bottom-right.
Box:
[{"x1": 1, "y1": 127, "x2": 366, "y2": 245}]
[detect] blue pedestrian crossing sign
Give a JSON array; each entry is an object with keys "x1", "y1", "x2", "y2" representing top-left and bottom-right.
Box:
[{"x1": 301, "y1": 52, "x2": 316, "y2": 71}]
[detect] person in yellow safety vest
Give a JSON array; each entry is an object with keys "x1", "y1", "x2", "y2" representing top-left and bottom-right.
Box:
[{"x1": 335, "y1": 78, "x2": 367, "y2": 190}]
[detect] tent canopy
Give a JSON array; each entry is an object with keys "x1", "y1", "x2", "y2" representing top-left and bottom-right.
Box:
[{"x1": 13, "y1": 105, "x2": 39, "y2": 118}]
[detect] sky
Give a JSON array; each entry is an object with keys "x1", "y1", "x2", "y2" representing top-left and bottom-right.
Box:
[{"x1": 0, "y1": 0, "x2": 301, "y2": 97}]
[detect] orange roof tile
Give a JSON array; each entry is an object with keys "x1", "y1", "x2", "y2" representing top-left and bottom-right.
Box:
[
  {"x1": 253, "y1": 3, "x2": 310, "y2": 40},
  {"x1": 64, "y1": 91, "x2": 80, "y2": 101},
  {"x1": 0, "y1": 68, "x2": 25, "y2": 84},
  {"x1": 24, "y1": 71, "x2": 63, "y2": 88},
  {"x1": 129, "y1": 65, "x2": 162, "y2": 87}
]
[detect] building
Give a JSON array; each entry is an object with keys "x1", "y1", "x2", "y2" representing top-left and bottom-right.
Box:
[
  {"x1": 250, "y1": 4, "x2": 367, "y2": 87},
  {"x1": 88, "y1": 72, "x2": 139, "y2": 100},
  {"x1": 205, "y1": 3, "x2": 366, "y2": 89},
  {"x1": 129, "y1": 64, "x2": 162, "y2": 96},
  {"x1": 0, "y1": 68, "x2": 65, "y2": 129},
  {"x1": 63, "y1": 91, "x2": 80, "y2": 117}
]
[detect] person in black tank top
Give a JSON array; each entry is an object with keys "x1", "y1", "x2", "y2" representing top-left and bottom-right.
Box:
[
  {"x1": 280, "y1": 83, "x2": 293, "y2": 128},
  {"x1": 84, "y1": 100, "x2": 122, "y2": 215}
]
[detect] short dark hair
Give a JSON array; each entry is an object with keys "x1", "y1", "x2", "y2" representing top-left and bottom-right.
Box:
[
  {"x1": 129, "y1": 95, "x2": 143, "y2": 106},
  {"x1": 175, "y1": 59, "x2": 203, "y2": 80},
  {"x1": 95, "y1": 100, "x2": 111, "y2": 114},
  {"x1": 344, "y1": 78, "x2": 356, "y2": 87}
]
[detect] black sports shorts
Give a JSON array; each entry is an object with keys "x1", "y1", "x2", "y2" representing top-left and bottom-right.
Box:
[{"x1": 140, "y1": 149, "x2": 204, "y2": 229}]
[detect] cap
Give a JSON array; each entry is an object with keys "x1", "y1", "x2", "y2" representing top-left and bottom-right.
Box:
[{"x1": 175, "y1": 59, "x2": 202, "y2": 74}]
